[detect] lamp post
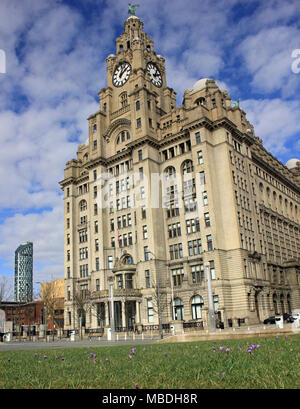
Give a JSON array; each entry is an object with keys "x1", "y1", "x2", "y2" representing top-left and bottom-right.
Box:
[
  {"x1": 108, "y1": 275, "x2": 115, "y2": 341},
  {"x1": 148, "y1": 251, "x2": 163, "y2": 339},
  {"x1": 35, "y1": 281, "x2": 47, "y2": 340},
  {"x1": 204, "y1": 262, "x2": 216, "y2": 332}
]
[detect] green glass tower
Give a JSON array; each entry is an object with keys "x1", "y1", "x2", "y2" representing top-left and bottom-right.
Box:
[{"x1": 14, "y1": 242, "x2": 33, "y2": 302}]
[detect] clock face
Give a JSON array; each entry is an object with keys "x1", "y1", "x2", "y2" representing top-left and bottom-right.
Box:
[
  {"x1": 113, "y1": 62, "x2": 131, "y2": 87},
  {"x1": 147, "y1": 62, "x2": 162, "y2": 87}
]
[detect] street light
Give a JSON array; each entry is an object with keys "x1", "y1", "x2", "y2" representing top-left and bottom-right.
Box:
[
  {"x1": 108, "y1": 275, "x2": 115, "y2": 341},
  {"x1": 204, "y1": 262, "x2": 216, "y2": 332},
  {"x1": 148, "y1": 250, "x2": 164, "y2": 339},
  {"x1": 35, "y1": 281, "x2": 47, "y2": 340}
]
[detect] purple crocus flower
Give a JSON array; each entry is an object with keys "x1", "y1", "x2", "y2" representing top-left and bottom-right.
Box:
[
  {"x1": 128, "y1": 354, "x2": 133, "y2": 359},
  {"x1": 131, "y1": 348, "x2": 136, "y2": 355},
  {"x1": 34, "y1": 353, "x2": 38, "y2": 357},
  {"x1": 225, "y1": 348, "x2": 230, "y2": 353},
  {"x1": 219, "y1": 346, "x2": 224, "y2": 351},
  {"x1": 164, "y1": 352, "x2": 167, "y2": 356},
  {"x1": 61, "y1": 357, "x2": 65, "y2": 361},
  {"x1": 43, "y1": 355, "x2": 47, "y2": 359},
  {"x1": 134, "y1": 383, "x2": 140, "y2": 389},
  {"x1": 7, "y1": 358, "x2": 11, "y2": 362}
]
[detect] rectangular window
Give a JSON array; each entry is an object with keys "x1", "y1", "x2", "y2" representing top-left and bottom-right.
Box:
[
  {"x1": 94, "y1": 220, "x2": 98, "y2": 233},
  {"x1": 94, "y1": 203, "x2": 98, "y2": 215},
  {"x1": 202, "y1": 191, "x2": 208, "y2": 206},
  {"x1": 207, "y1": 234, "x2": 213, "y2": 251},
  {"x1": 137, "y1": 118, "x2": 141, "y2": 128},
  {"x1": 93, "y1": 170, "x2": 97, "y2": 181},
  {"x1": 147, "y1": 299, "x2": 154, "y2": 323},
  {"x1": 117, "y1": 274, "x2": 123, "y2": 289},
  {"x1": 145, "y1": 270, "x2": 150, "y2": 288},
  {"x1": 197, "y1": 150, "x2": 203, "y2": 164},
  {"x1": 195, "y1": 132, "x2": 201, "y2": 144},
  {"x1": 191, "y1": 264, "x2": 204, "y2": 284},
  {"x1": 138, "y1": 149, "x2": 143, "y2": 161},
  {"x1": 204, "y1": 212, "x2": 211, "y2": 227},
  {"x1": 108, "y1": 256, "x2": 113, "y2": 269},
  {"x1": 172, "y1": 268, "x2": 184, "y2": 286},
  {"x1": 96, "y1": 258, "x2": 100, "y2": 271},
  {"x1": 200, "y1": 171, "x2": 206, "y2": 185},
  {"x1": 144, "y1": 246, "x2": 149, "y2": 261},
  {"x1": 143, "y1": 225, "x2": 148, "y2": 239},
  {"x1": 96, "y1": 279, "x2": 100, "y2": 291},
  {"x1": 125, "y1": 273, "x2": 133, "y2": 289},
  {"x1": 128, "y1": 232, "x2": 133, "y2": 245},
  {"x1": 169, "y1": 243, "x2": 183, "y2": 260},
  {"x1": 136, "y1": 100, "x2": 140, "y2": 110},
  {"x1": 188, "y1": 239, "x2": 202, "y2": 256}
]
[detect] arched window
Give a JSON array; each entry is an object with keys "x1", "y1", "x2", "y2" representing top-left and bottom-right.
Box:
[
  {"x1": 79, "y1": 200, "x2": 87, "y2": 211},
  {"x1": 120, "y1": 92, "x2": 128, "y2": 107},
  {"x1": 164, "y1": 166, "x2": 176, "y2": 180},
  {"x1": 116, "y1": 130, "x2": 131, "y2": 144},
  {"x1": 191, "y1": 295, "x2": 204, "y2": 319},
  {"x1": 195, "y1": 97, "x2": 206, "y2": 106},
  {"x1": 174, "y1": 297, "x2": 184, "y2": 321},
  {"x1": 182, "y1": 160, "x2": 194, "y2": 175},
  {"x1": 122, "y1": 255, "x2": 134, "y2": 265}
]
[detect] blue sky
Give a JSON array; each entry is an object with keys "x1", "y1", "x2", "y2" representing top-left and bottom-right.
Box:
[{"x1": 0, "y1": 0, "x2": 299, "y2": 297}]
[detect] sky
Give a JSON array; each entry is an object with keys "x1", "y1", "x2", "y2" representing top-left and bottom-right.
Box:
[{"x1": 0, "y1": 0, "x2": 299, "y2": 298}]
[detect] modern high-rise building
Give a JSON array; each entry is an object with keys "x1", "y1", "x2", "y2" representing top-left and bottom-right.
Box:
[
  {"x1": 14, "y1": 241, "x2": 33, "y2": 303},
  {"x1": 60, "y1": 15, "x2": 300, "y2": 332}
]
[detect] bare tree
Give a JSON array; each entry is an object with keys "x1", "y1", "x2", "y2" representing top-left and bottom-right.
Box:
[
  {"x1": 148, "y1": 276, "x2": 169, "y2": 339},
  {"x1": 41, "y1": 281, "x2": 63, "y2": 340},
  {"x1": 72, "y1": 287, "x2": 104, "y2": 339}
]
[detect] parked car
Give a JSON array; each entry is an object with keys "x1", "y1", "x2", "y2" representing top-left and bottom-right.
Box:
[
  {"x1": 263, "y1": 316, "x2": 276, "y2": 324},
  {"x1": 283, "y1": 313, "x2": 294, "y2": 323}
]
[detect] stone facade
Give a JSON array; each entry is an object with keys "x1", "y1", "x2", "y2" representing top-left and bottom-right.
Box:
[{"x1": 59, "y1": 16, "x2": 300, "y2": 331}]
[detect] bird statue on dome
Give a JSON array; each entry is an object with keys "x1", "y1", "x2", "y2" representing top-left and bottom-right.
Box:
[
  {"x1": 232, "y1": 99, "x2": 240, "y2": 108},
  {"x1": 128, "y1": 3, "x2": 139, "y2": 16}
]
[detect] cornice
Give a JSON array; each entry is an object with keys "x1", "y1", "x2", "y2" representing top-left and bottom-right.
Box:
[{"x1": 252, "y1": 151, "x2": 300, "y2": 194}]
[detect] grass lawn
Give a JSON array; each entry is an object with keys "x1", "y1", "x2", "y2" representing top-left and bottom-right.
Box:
[{"x1": 1, "y1": 334, "x2": 299, "y2": 389}]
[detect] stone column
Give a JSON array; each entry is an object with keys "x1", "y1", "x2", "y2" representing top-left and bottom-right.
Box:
[
  {"x1": 136, "y1": 300, "x2": 141, "y2": 323},
  {"x1": 121, "y1": 300, "x2": 126, "y2": 328}
]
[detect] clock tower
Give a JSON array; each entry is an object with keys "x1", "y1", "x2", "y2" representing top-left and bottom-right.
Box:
[{"x1": 94, "y1": 15, "x2": 176, "y2": 156}]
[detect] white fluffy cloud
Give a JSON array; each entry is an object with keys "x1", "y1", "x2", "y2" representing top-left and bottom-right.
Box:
[
  {"x1": 241, "y1": 98, "x2": 300, "y2": 156},
  {"x1": 0, "y1": 0, "x2": 299, "y2": 288}
]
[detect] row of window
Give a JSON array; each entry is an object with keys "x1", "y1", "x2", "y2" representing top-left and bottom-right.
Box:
[
  {"x1": 147, "y1": 294, "x2": 219, "y2": 322},
  {"x1": 169, "y1": 235, "x2": 213, "y2": 260}
]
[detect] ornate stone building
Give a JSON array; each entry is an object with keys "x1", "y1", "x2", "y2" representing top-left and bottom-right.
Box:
[{"x1": 60, "y1": 15, "x2": 300, "y2": 332}]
